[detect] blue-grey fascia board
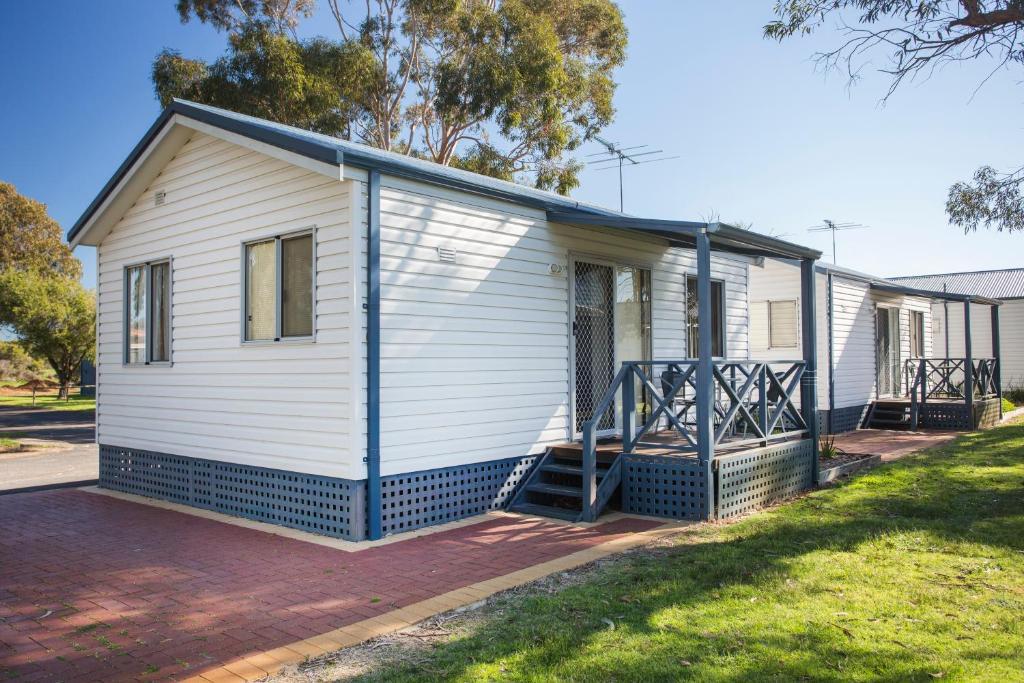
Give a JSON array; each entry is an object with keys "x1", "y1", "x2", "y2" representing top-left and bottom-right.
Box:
[
  {"x1": 812, "y1": 263, "x2": 1002, "y2": 307},
  {"x1": 71, "y1": 99, "x2": 615, "y2": 243},
  {"x1": 548, "y1": 210, "x2": 822, "y2": 260},
  {"x1": 69, "y1": 99, "x2": 822, "y2": 263}
]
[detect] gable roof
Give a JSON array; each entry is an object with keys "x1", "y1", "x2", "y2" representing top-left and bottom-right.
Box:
[
  {"x1": 889, "y1": 268, "x2": 1024, "y2": 300},
  {"x1": 69, "y1": 100, "x2": 820, "y2": 259}
]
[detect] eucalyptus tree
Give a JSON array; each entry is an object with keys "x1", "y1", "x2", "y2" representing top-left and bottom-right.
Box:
[
  {"x1": 156, "y1": 0, "x2": 628, "y2": 193},
  {"x1": 764, "y1": 0, "x2": 1024, "y2": 233}
]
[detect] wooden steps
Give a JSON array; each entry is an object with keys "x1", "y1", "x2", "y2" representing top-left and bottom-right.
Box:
[
  {"x1": 866, "y1": 401, "x2": 911, "y2": 430},
  {"x1": 507, "y1": 445, "x2": 622, "y2": 522}
]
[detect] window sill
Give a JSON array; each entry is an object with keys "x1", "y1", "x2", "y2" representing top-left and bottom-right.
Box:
[
  {"x1": 241, "y1": 337, "x2": 316, "y2": 346},
  {"x1": 122, "y1": 362, "x2": 173, "y2": 368}
]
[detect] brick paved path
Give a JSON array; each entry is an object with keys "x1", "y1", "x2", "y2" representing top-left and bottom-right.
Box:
[{"x1": 0, "y1": 489, "x2": 659, "y2": 681}]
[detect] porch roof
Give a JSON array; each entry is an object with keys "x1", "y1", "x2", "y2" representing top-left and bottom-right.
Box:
[
  {"x1": 818, "y1": 263, "x2": 1002, "y2": 306},
  {"x1": 545, "y1": 210, "x2": 822, "y2": 260}
]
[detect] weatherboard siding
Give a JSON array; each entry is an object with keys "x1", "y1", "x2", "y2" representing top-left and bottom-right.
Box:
[
  {"x1": 374, "y1": 175, "x2": 750, "y2": 476},
  {"x1": 96, "y1": 132, "x2": 360, "y2": 480},
  {"x1": 933, "y1": 300, "x2": 1017, "y2": 386}
]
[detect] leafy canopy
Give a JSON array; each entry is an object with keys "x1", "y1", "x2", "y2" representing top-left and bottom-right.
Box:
[
  {"x1": 156, "y1": 0, "x2": 627, "y2": 194},
  {"x1": 0, "y1": 270, "x2": 96, "y2": 396},
  {"x1": 0, "y1": 181, "x2": 81, "y2": 279},
  {"x1": 764, "y1": 1, "x2": 1024, "y2": 233}
]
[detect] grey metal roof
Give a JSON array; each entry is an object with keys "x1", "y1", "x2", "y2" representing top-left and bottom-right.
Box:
[
  {"x1": 69, "y1": 100, "x2": 821, "y2": 259},
  {"x1": 889, "y1": 269, "x2": 1024, "y2": 300},
  {"x1": 807, "y1": 261, "x2": 1003, "y2": 306}
]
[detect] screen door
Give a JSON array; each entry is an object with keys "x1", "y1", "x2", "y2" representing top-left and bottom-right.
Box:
[{"x1": 875, "y1": 307, "x2": 901, "y2": 397}]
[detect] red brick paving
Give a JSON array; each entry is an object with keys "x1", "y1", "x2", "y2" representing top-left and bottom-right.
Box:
[
  {"x1": 0, "y1": 490, "x2": 660, "y2": 682},
  {"x1": 832, "y1": 428, "x2": 961, "y2": 462}
]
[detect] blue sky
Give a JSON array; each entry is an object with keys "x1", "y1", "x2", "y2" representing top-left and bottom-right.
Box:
[{"x1": 1, "y1": 1, "x2": 1020, "y2": 290}]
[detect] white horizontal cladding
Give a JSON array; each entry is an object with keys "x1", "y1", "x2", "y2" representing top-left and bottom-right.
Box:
[
  {"x1": 934, "y1": 299, "x2": 1011, "y2": 381},
  {"x1": 95, "y1": 131, "x2": 360, "y2": 480},
  {"x1": 745, "y1": 258, "x2": 828, "y2": 403},
  {"x1": 375, "y1": 174, "x2": 751, "y2": 476},
  {"x1": 830, "y1": 276, "x2": 878, "y2": 409}
]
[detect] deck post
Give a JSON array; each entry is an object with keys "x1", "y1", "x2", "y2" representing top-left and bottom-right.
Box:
[
  {"x1": 621, "y1": 365, "x2": 636, "y2": 452},
  {"x1": 992, "y1": 304, "x2": 1002, "y2": 417},
  {"x1": 963, "y1": 299, "x2": 974, "y2": 420},
  {"x1": 695, "y1": 228, "x2": 716, "y2": 520},
  {"x1": 366, "y1": 169, "x2": 383, "y2": 541},
  {"x1": 800, "y1": 258, "x2": 820, "y2": 482}
]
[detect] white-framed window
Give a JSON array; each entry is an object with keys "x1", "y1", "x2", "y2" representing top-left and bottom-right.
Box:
[
  {"x1": 685, "y1": 276, "x2": 725, "y2": 357},
  {"x1": 768, "y1": 299, "x2": 799, "y2": 349},
  {"x1": 910, "y1": 310, "x2": 925, "y2": 357},
  {"x1": 243, "y1": 229, "x2": 315, "y2": 342},
  {"x1": 124, "y1": 259, "x2": 172, "y2": 365}
]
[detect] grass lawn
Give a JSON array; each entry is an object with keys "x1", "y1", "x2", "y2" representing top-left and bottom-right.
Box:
[
  {"x1": 0, "y1": 437, "x2": 21, "y2": 453},
  {"x1": 0, "y1": 394, "x2": 95, "y2": 411},
  {"x1": 362, "y1": 422, "x2": 1024, "y2": 682}
]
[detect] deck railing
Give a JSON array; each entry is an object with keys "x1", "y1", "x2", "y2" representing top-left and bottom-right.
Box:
[
  {"x1": 904, "y1": 357, "x2": 998, "y2": 428},
  {"x1": 579, "y1": 359, "x2": 809, "y2": 520}
]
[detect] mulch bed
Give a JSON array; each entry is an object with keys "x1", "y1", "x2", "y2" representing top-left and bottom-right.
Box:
[{"x1": 819, "y1": 451, "x2": 875, "y2": 468}]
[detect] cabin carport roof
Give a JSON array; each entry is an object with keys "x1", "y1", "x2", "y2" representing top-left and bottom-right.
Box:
[{"x1": 68, "y1": 99, "x2": 821, "y2": 261}]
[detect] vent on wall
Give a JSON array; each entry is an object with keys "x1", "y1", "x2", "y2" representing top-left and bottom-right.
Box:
[
  {"x1": 154, "y1": 190, "x2": 166, "y2": 206},
  {"x1": 437, "y1": 246, "x2": 457, "y2": 263}
]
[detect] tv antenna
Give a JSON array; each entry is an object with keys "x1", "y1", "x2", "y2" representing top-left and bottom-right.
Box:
[
  {"x1": 586, "y1": 136, "x2": 679, "y2": 212},
  {"x1": 807, "y1": 219, "x2": 868, "y2": 264}
]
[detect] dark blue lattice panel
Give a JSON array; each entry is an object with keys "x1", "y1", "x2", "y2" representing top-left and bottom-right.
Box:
[
  {"x1": 99, "y1": 445, "x2": 365, "y2": 540},
  {"x1": 972, "y1": 399, "x2": 1001, "y2": 430},
  {"x1": 829, "y1": 404, "x2": 869, "y2": 433},
  {"x1": 99, "y1": 445, "x2": 192, "y2": 504},
  {"x1": 379, "y1": 456, "x2": 538, "y2": 535},
  {"x1": 716, "y1": 439, "x2": 814, "y2": 519},
  {"x1": 919, "y1": 404, "x2": 971, "y2": 430},
  {"x1": 621, "y1": 455, "x2": 708, "y2": 521}
]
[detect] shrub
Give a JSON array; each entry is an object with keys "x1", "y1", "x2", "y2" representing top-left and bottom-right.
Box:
[
  {"x1": 1003, "y1": 397, "x2": 1015, "y2": 413},
  {"x1": 819, "y1": 434, "x2": 843, "y2": 459},
  {"x1": 1005, "y1": 385, "x2": 1024, "y2": 405}
]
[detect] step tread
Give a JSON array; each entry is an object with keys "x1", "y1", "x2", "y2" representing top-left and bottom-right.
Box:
[
  {"x1": 526, "y1": 482, "x2": 584, "y2": 498},
  {"x1": 508, "y1": 502, "x2": 580, "y2": 522},
  {"x1": 541, "y1": 463, "x2": 607, "y2": 477}
]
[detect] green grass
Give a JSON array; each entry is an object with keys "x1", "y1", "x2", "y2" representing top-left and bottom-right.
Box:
[
  {"x1": 0, "y1": 394, "x2": 95, "y2": 411},
  {"x1": 0, "y1": 437, "x2": 20, "y2": 452},
  {"x1": 362, "y1": 422, "x2": 1024, "y2": 682}
]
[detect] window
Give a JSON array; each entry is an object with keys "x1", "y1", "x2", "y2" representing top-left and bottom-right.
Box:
[
  {"x1": 910, "y1": 310, "x2": 925, "y2": 358},
  {"x1": 124, "y1": 260, "x2": 171, "y2": 364},
  {"x1": 686, "y1": 276, "x2": 725, "y2": 357},
  {"x1": 768, "y1": 300, "x2": 799, "y2": 349},
  {"x1": 244, "y1": 231, "x2": 314, "y2": 341}
]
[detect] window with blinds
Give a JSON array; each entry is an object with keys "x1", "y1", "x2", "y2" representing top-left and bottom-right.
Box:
[
  {"x1": 768, "y1": 300, "x2": 798, "y2": 349},
  {"x1": 124, "y1": 259, "x2": 172, "y2": 364},
  {"x1": 243, "y1": 230, "x2": 315, "y2": 342}
]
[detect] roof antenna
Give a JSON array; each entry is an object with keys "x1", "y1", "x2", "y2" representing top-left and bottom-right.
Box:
[
  {"x1": 807, "y1": 219, "x2": 868, "y2": 264},
  {"x1": 586, "y1": 136, "x2": 679, "y2": 212}
]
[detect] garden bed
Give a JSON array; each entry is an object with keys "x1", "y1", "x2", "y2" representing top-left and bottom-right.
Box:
[{"x1": 818, "y1": 451, "x2": 881, "y2": 484}]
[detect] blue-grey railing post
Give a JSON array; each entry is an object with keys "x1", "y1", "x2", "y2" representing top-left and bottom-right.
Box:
[
  {"x1": 964, "y1": 299, "x2": 974, "y2": 422},
  {"x1": 920, "y1": 359, "x2": 928, "y2": 405},
  {"x1": 621, "y1": 364, "x2": 636, "y2": 452},
  {"x1": 695, "y1": 228, "x2": 716, "y2": 520},
  {"x1": 910, "y1": 362, "x2": 920, "y2": 430},
  {"x1": 581, "y1": 420, "x2": 597, "y2": 522},
  {"x1": 366, "y1": 169, "x2": 382, "y2": 540},
  {"x1": 992, "y1": 304, "x2": 1002, "y2": 416},
  {"x1": 800, "y1": 258, "x2": 820, "y2": 482},
  {"x1": 758, "y1": 363, "x2": 768, "y2": 446}
]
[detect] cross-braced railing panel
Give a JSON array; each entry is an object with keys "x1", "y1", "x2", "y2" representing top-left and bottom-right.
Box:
[
  {"x1": 578, "y1": 358, "x2": 809, "y2": 521},
  {"x1": 905, "y1": 357, "x2": 999, "y2": 429}
]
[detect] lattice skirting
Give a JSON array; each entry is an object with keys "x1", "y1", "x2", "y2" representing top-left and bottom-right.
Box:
[
  {"x1": 621, "y1": 455, "x2": 709, "y2": 521},
  {"x1": 918, "y1": 403, "x2": 971, "y2": 430},
  {"x1": 99, "y1": 445, "x2": 365, "y2": 540},
  {"x1": 972, "y1": 398, "x2": 1001, "y2": 430},
  {"x1": 715, "y1": 439, "x2": 815, "y2": 519},
  {"x1": 825, "y1": 404, "x2": 869, "y2": 434},
  {"x1": 378, "y1": 456, "x2": 538, "y2": 536}
]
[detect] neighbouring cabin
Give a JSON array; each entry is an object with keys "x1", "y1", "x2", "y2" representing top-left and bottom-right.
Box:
[
  {"x1": 749, "y1": 259, "x2": 1004, "y2": 433},
  {"x1": 68, "y1": 101, "x2": 1000, "y2": 543},
  {"x1": 890, "y1": 270, "x2": 1024, "y2": 391}
]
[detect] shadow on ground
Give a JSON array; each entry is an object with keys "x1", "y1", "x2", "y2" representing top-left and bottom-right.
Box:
[{"x1": 357, "y1": 423, "x2": 1024, "y2": 682}]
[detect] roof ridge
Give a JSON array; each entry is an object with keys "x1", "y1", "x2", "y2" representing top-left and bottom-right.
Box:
[{"x1": 891, "y1": 267, "x2": 1024, "y2": 279}]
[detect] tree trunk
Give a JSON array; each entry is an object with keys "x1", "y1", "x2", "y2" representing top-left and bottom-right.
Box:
[{"x1": 58, "y1": 382, "x2": 70, "y2": 401}]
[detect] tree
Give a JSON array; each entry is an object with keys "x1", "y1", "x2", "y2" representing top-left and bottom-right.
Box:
[
  {"x1": 157, "y1": 0, "x2": 627, "y2": 194},
  {"x1": 153, "y1": 22, "x2": 376, "y2": 139},
  {"x1": 763, "y1": 1, "x2": 1024, "y2": 233},
  {"x1": 0, "y1": 271, "x2": 96, "y2": 399},
  {"x1": 0, "y1": 181, "x2": 81, "y2": 278}
]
